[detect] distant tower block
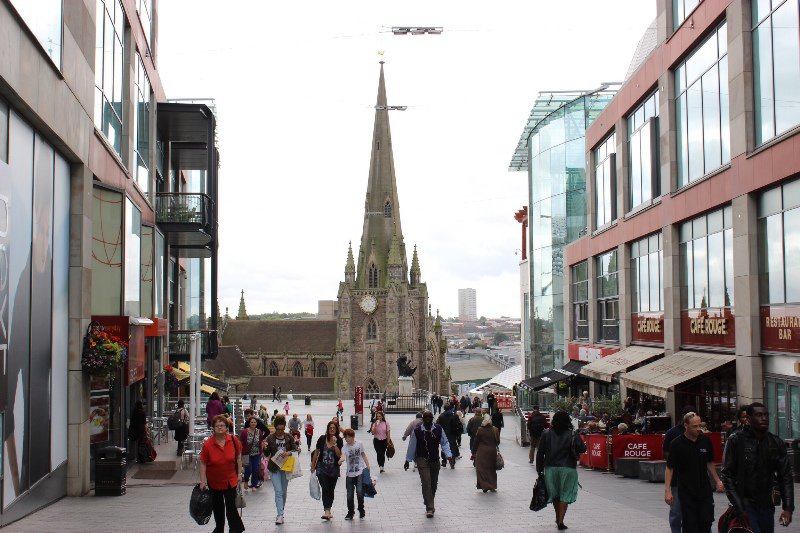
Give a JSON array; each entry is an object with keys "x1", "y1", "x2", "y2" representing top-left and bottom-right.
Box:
[{"x1": 458, "y1": 288, "x2": 477, "y2": 321}]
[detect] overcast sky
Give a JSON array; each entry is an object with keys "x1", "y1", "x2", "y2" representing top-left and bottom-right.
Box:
[{"x1": 157, "y1": 1, "x2": 656, "y2": 319}]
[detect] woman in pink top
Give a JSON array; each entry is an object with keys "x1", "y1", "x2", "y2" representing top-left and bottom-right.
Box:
[{"x1": 370, "y1": 411, "x2": 391, "y2": 473}]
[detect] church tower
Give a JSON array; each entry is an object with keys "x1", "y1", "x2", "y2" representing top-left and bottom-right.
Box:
[
  {"x1": 336, "y1": 63, "x2": 448, "y2": 398},
  {"x1": 236, "y1": 290, "x2": 248, "y2": 320}
]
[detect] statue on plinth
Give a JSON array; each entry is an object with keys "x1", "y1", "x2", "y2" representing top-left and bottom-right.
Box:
[{"x1": 396, "y1": 354, "x2": 417, "y2": 377}]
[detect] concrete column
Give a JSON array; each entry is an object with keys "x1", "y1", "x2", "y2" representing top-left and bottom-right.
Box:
[
  {"x1": 656, "y1": 0, "x2": 672, "y2": 43},
  {"x1": 662, "y1": 224, "x2": 682, "y2": 356},
  {"x1": 618, "y1": 242, "x2": 633, "y2": 347},
  {"x1": 67, "y1": 163, "x2": 93, "y2": 497},
  {"x1": 659, "y1": 70, "x2": 678, "y2": 195},
  {"x1": 616, "y1": 117, "x2": 630, "y2": 216},
  {"x1": 727, "y1": 0, "x2": 755, "y2": 158},
  {"x1": 732, "y1": 193, "x2": 763, "y2": 404}
]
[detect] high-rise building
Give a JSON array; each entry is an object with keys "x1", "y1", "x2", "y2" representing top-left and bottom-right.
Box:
[{"x1": 458, "y1": 288, "x2": 478, "y2": 321}]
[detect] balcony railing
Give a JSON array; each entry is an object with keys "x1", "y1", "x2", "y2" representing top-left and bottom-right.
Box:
[
  {"x1": 168, "y1": 330, "x2": 217, "y2": 361},
  {"x1": 156, "y1": 192, "x2": 211, "y2": 226}
]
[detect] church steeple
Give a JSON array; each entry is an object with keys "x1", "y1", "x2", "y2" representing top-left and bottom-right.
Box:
[
  {"x1": 236, "y1": 290, "x2": 248, "y2": 320},
  {"x1": 345, "y1": 241, "x2": 355, "y2": 285},
  {"x1": 410, "y1": 244, "x2": 421, "y2": 285},
  {"x1": 356, "y1": 62, "x2": 406, "y2": 288}
]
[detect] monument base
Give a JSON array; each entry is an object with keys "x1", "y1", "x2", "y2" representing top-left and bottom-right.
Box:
[{"x1": 398, "y1": 376, "x2": 414, "y2": 396}]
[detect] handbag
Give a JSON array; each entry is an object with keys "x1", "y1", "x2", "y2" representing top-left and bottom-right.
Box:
[
  {"x1": 530, "y1": 473, "x2": 548, "y2": 512},
  {"x1": 386, "y1": 438, "x2": 395, "y2": 459},
  {"x1": 717, "y1": 505, "x2": 752, "y2": 532},
  {"x1": 234, "y1": 483, "x2": 246, "y2": 509},
  {"x1": 309, "y1": 472, "x2": 321, "y2": 500},
  {"x1": 495, "y1": 450, "x2": 505, "y2": 471}
]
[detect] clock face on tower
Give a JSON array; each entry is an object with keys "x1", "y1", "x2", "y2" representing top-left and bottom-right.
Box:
[{"x1": 359, "y1": 295, "x2": 377, "y2": 315}]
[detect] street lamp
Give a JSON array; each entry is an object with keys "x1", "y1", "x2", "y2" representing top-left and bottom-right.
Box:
[{"x1": 391, "y1": 26, "x2": 443, "y2": 35}]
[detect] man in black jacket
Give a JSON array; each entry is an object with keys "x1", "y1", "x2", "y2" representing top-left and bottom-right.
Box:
[
  {"x1": 436, "y1": 403, "x2": 461, "y2": 466},
  {"x1": 721, "y1": 402, "x2": 793, "y2": 531}
]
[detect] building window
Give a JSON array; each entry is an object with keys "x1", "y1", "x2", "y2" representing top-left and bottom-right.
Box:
[
  {"x1": 594, "y1": 133, "x2": 616, "y2": 228},
  {"x1": 133, "y1": 55, "x2": 151, "y2": 196},
  {"x1": 124, "y1": 198, "x2": 141, "y2": 317},
  {"x1": 136, "y1": 0, "x2": 153, "y2": 47},
  {"x1": 572, "y1": 262, "x2": 589, "y2": 340},
  {"x1": 317, "y1": 362, "x2": 328, "y2": 378},
  {"x1": 293, "y1": 362, "x2": 303, "y2": 377},
  {"x1": 384, "y1": 201, "x2": 392, "y2": 217},
  {"x1": 9, "y1": 0, "x2": 62, "y2": 69},
  {"x1": 680, "y1": 206, "x2": 734, "y2": 310},
  {"x1": 269, "y1": 361, "x2": 279, "y2": 376},
  {"x1": 368, "y1": 263, "x2": 378, "y2": 288},
  {"x1": 365, "y1": 379, "x2": 380, "y2": 398},
  {"x1": 673, "y1": 0, "x2": 702, "y2": 30},
  {"x1": 94, "y1": 0, "x2": 127, "y2": 158},
  {"x1": 675, "y1": 22, "x2": 729, "y2": 188},
  {"x1": 628, "y1": 90, "x2": 660, "y2": 211},
  {"x1": 631, "y1": 233, "x2": 663, "y2": 313},
  {"x1": 758, "y1": 178, "x2": 800, "y2": 305},
  {"x1": 765, "y1": 377, "x2": 800, "y2": 439},
  {"x1": 753, "y1": 0, "x2": 800, "y2": 146},
  {"x1": 597, "y1": 250, "x2": 619, "y2": 342},
  {"x1": 367, "y1": 319, "x2": 377, "y2": 340}
]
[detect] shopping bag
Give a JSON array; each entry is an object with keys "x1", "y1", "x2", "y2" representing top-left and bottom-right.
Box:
[
  {"x1": 286, "y1": 453, "x2": 303, "y2": 480},
  {"x1": 189, "y1": 484, "x2": 213, "y2": 525},
  {"x1": 279, "y1": 455, "x2": 295, "y2": 473},
  {"x1": 234, "y1": 483, "x2": 246, "y2": 509},
  {"x1": 309, "y1": 472, "x2": 321, "y2": 500},
  {"x1": 530, "y1": 473, "x2": 548, "y2": 512},
  {"x1": 495, "y1": 450, "x2": 504, "y2": 471}
]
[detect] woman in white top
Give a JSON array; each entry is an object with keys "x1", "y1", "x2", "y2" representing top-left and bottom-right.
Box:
[{"x1": 339, "y1": 428, "x2": 371, "y2": 520}]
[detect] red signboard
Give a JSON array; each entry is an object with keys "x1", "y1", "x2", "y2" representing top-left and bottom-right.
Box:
[
  {"x1": 761, "y1": 305, "x2": 800, "y2": 353},
  {"x1": 354, "y1": 386, "x2": 364, "y2": 414},
  {"x1": 631, "y1": 312, "x2": 664, "y2": 344},
  {"x1": 567, "y1": 343, "x2": 619, "y2": 362},
  {"x1": 495, "y1": 393, "x2": 513, "y2": 411},
  {"x1": 92, "y1": 315, "x2": 146, "y2": 386},
  {"x1": 611, "y1": 434, "x2": 664, "y2": 467},
  {"x1": 145, "y1": 317, "x2": 168, "y2": 337},
  {"x1": 680, "y1": 308, "x2": 735, "y2": 349},
  {"x1": 588, "y1": 434, "x2": 610, "y2": 469}
]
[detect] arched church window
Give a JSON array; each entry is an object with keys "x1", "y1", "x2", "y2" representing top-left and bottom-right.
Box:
[
  {"x1": 293, "y1": 362, "x2": 303, "y2": 377},
  {"x1": 367, "y1": 319, "x2": 377, "y2": 340},
  {"x1": 269, "y1": 361, "x2": 279, "y2": 376},
  {"x1": 368, "y1": 263, "x2": 378, "y2": 288},
  {"x1": 384, "y1": 201, "x2": 392, "y2": 217},
  {"x1": 317, "y1": 362, "x2": 328, "y2": 377},
  {"x1": 365, "y1": 379, "x2": 380, "y2": 399}
]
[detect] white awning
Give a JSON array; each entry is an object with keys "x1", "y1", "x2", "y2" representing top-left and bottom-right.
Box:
[
  {"x1": 469, "y1": 365, "x2": 522, "y2": 394},
  {"x1": 580, "y1": 345, "x2": 664, "y2": 382},
  {"x1": 620, "y1": 350, "x2": 736, "y2": 398}
]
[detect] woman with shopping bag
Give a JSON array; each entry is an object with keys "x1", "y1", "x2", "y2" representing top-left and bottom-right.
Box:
[
  {"x1": 199, "y1": 414, "x2": 245, "y2": 533},
  {"x1": 263, "y1": 415, "x2": 298, "y2": 525},
  {"x1": 311, "y1": 421, "x2": 343, "y2": 520}
]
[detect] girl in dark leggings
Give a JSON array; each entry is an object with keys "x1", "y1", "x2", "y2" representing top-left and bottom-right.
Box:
[
  {"x1": 370, "y1": 411, "x2": 391, "y2": 473},
  {"x1": 312, "y1": 421, "x2": 342, "y2": 520}
]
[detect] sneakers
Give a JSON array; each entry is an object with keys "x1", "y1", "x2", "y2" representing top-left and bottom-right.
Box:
[
  {"x1": 275, "y1": 515, "x2": 284, "y2": 525},
  {"x1": 359, "y1": 510, "x2": 365, "y2": 519},
  {"x1": 379, "y1": 467, "x2": 384, "y2": 473},
  {"x1": 425, "y1": 510, "x2": 434, "y2": 518},
  {"x1": 344, "y1": 512, "x2": 355, "y2": 520}
]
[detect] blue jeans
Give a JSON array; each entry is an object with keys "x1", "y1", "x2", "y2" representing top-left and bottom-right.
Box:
[
  {"x1": 746, "y1": 506, "x2": 775, "y2": 533},
  {"x1": 244, "y1": 454, "x2": 260, "y2": 487},
  {"x1": 668, "y1": 485, "x2": 681, "y2": 533},
  {"x1": 270, "y1": 470, "x2": 289, "y2": 516},
  {"x1": 345, "y1": 475, "x2": 364, "y2": 513}
]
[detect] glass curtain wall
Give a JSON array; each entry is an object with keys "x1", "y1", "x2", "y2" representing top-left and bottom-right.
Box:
[
  {"x1": 680, "y1": 206, "x2": 735, "y2": 310},
  {"x1": 764, "y1": 376, "x2": 800, "y2": 439},
  {"x1": 94, "y1": 0, "x2": 126, "y2": 157},
  {"x1": 631, "y1": 233, "x2": 664, "y2": 313},
  {"x1": 136, "y1": 0, "x2": 154, "y2": 46},
  {"x1": 9, "y1": 0, "x2": 62, "y2": 68},
  {"x1": 675, "y1": 22, "x2": 730, "y2": 187},
  {"x1": 124, "y1": 198, "x2": 141, "y2": 317},
  {"x1": 673, "y1": 0, "x2": 702, "y2": 29},
  {"x1": 133, "y1": 55, "x2": 151, "y2": 196},
  {"x1": 753, "y1": 0, "x2": 800, "y2": 146},
  {"x1": 628, "y1": 91, "x2": 660, "y2": 211},
  {"x1": 594, "y1": 133, "x2": 616, "y2": 228},
  {"x1": 597, "y1": 250, "x2": 620, "y2": 342},
  {"x1": 758, "y1": 178, "x2": 800, "y2": 305},
  {"x1": 572, "y1": 262, "x2": 589, "y2": 340},
  {"x1": 91, "y1": 187, "x2": 123, "y2": 315}
]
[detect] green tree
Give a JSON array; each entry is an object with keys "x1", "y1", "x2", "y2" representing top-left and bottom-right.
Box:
[
  {"x1": 493, "y1": 332, "x2": 510, "y2": 345},
  {"x1": 479, "y1": 316, "x2": 487, "y2": 326}
]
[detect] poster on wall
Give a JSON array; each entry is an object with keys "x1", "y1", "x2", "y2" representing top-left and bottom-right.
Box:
[{"x1": 89, "y1": 376, "x2": 110, "y2": 444}]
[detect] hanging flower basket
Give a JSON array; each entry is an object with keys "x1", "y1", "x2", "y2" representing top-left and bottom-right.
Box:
[
  {"x1": 81, "y1": 322, "x2": 128, "y2": 380},
  {"x1": 163, "y1": 364, "x2": 179, "y2": 395}
]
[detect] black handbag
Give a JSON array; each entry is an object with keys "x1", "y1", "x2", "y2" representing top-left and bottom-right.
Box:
[{"x1": 530, "y1": 473, "x2": 548, "y2": 512}]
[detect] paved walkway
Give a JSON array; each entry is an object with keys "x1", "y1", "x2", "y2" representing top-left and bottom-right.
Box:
[{"x1": 5, "y1": 401, "x2": 794, "y2": 532}]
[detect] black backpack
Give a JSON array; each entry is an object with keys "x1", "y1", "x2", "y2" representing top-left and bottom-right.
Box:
[
  {"x1": 528, "y1": 413, "x2": 545, "y2": 438},
  {"x1": 168, "y1": 408, "x2": 185, "y2": 431}
]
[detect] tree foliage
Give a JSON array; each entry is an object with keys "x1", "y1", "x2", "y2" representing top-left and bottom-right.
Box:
[{"x1": 248, "y1": 312, "x2": 315, "y2": 321}]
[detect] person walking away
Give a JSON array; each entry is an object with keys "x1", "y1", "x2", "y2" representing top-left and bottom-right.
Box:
[
  {"x1": 664, "y1": 412, "x2": 726, "y2": 533},
  {"x1": 340, "y1": 428, "x2": 370, "y2": 520},
  {"x1": 250, "y1": 394, "x2": 257, "y2": 412},
  {"x1": 459, "y1": 395, "x2": 470, "y2": 415},
  {"x1": 430, "y1": 394, "x2": 439, "y2": 415},
  {"x1": 527, "y1": 407, "x2": 546, "y2": 465},
  {"x1": 491, "y1": 409, "x2": 505, "y2": 440},
  {"x1": 721, "y1": 402, "x2": 794, "y2": 532},
  {"x1": 370, "y1": 411, "x2": 391, "y2": 473},
  {"x1": 536, "y1": 411, "x2": 587, "y2": 531},
  {"x1": 206, "y1": 392, "x2": 225, "y2": 429},
  {"x1": 174, "y1": 400, "x2": 190, "y2": 456},
  {"x1": 486, "y1": 391, "x2": 496, "y2": 415},
  {"x1": 311, "y1": 421, "x2": 343, "y2": 520},
  {"x1": 337, "y1": 399, "x2": 344, "y2": 421},
  {"x1": 663, "y1": 405, "x2": 697, "y2": 533},
  {"x1": 239, "y1": 416, "x2": 265, "y2": 492},
  {"x1": 472, "y1": 414, "x2": 500, "y2": 492},
  {"x1": 128, "y1": 401, "x2": 148, "y2": 463},
  {"x1": 222, "y1": 396, "x2": 233, "y2": 418},
  {"x1": 467, "y1": 408, "x2": 483, "y2": 457},
  {"x1": 272, "y1": 386, "x2": 277, "y2": 402},
  {"x1": 404, "y1": 410, "x2": 454, "y2": 518},
  {"x1": 264, "y1": 414, "x2": 298, "y2": 525},
  {"x1": 199, "y1": 414, "x2": 245, "y2": 533},
  {"x1": 304, "y1": 414, "x2": 314, "y2": 452},
  {"x1": 277, "y1": 386, "x2": 282, "y2": 402},
  {"x1": 436, "y1": 403, "x2": 461, "y2": 466}
]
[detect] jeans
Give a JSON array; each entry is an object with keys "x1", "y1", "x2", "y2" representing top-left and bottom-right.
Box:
[
  {"x1": 668, "y1": 485, "x2": 681, "y2": 533},
  {"x1": 745, "y1": 505, "x2": 775, "y2": 533},
  {"x1": 345, "y1": 475, "x2": 365, "y2": 513},
  {"x1": 416, "y1": 457, "x2": 441, "y2": 512},
  {"x1": 529, "y1": 436, "x2": 540, "y2": 463},
  {"x1": 373, "y1": 438, "x2": 388, "y2": 468},
  {"x1": 318, "y1": 472, "x2": 338, "y2": 511},
  {"x1": 270, "y1": 470, "x2": 289, "y2": 516},
  {"x1": 679, "y1": 492, "x2": 713, "y2": 533},
  {"x1": 209, "y1": 485, "x2": 244, "y2": 533},
  {"x1": 244, "y1": 454, "x2": 260, "y2": 487}
]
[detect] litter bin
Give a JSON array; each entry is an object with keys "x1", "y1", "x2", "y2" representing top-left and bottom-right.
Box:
[
  {"x1": 350, "y1": 415, "x2": 359, "y2": 431},
  {"x1": 305, "y1": 395, "x2": 311, "y2": 406},
  {"x1": 95, "y1": 446, "x2": 127, "y2": 496}
]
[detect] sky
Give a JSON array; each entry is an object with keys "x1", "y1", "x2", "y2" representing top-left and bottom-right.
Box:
[{"x1": 157, "y1": 1, "x2": 656, "y2": 319}]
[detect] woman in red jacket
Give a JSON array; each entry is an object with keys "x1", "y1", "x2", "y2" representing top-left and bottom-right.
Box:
[{"x1": 199, "y1": 414, "x2": 245, "y2": 533}]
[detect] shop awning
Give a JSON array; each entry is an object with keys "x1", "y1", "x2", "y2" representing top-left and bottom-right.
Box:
[
  {"x1": 469, "y1": 365, "x2": 522, "y2": 394},
  {"x1": 174, "y1": 362, "x2": 228, "y2": 392},
  {"x1": 620, "y1": 350, "x2": 736, "y2": 398},
  {"x1": 580, "y1": 346, "x2": 664, "y2": 382},
  {"x1": 519, "y1": 360, "x2": 587, "y2": 392}
]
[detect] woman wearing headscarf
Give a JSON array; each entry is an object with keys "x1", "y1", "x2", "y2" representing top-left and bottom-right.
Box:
[
  {"x1": 471, "y1": 414, "x2": 500, "y2": 492},
  {"x1": 199, "y1": 414, "x2": 245, "y2": 533},
  {"x1": 536, "y1": 410, "x2": 586, "y2": 531}
]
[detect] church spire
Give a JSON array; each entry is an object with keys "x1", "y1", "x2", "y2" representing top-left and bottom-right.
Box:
[
  {"x1": 236, "y1": 290, "x2": 248, "y2": 320},
  {"x1": 345, "y1": 241, "x2": 355, "y2": 284},
  {"x1": 410, "y1": 244, "x2": 421, "y2": 285},
  {"x1": 355, "y1": 62, "x2": 406, "y2": 288}
]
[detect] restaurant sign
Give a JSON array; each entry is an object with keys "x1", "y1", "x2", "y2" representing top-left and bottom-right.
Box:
[
  {"x1": 680, "y1": 308, "x2": 735, "y2": 349},
  {"x1": 761, "y1": 305, "x2": 800, "y2": 353},
  {"x1": 631, "y1": 312, "x2": 664, "y2": 344},
  {"x1": 567, "y1": 343, "x2": 619, "y2": 362}
]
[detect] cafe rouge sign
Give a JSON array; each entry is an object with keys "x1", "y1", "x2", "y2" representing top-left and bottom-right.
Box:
[
  {"x1": 680, "y1": 308, "x2": 735, "y2": 349},
  {"x1": 632, "y1": 312, "x2": 664, "y2": 344},
  {"x1": 761, "y1": 305, "x2": 800, "y2": 353}
]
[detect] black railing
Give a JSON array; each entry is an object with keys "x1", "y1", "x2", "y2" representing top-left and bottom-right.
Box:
[
  {"x1": 383, "y1": 392, "x2": 431, "y2": 413},
  {"x1": 156, "y1": 193, "x2": 211, "y2": 226}
]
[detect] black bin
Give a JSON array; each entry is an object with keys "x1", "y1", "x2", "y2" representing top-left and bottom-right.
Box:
[
  {"x1": 350, "y1": 415, "x2": 359, "y2": 431},
  {"x1": 95, "y1": 446, "x2": 127, "y2": 496},
  {"x1": 304, "y1": 395, "x2": 311, "y2": 406}
]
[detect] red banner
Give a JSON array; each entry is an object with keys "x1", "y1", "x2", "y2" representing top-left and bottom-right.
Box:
[
  {"x1": 681, "y1": 308, "x2": 735, "y2": 349},
  {"x1": 761, "y1": 305, "x2": 800, "y2": 354},
  {"x1": 611, "y1": 434, "x2": 664, "y2": 466},
  {"x1": 631, "y1": 312, "x2": 664, "y2": 344},
  {"x1": 354, "y1": 386, "x2": 364, "y2": 414},
  {"x1": 588, "y1": 434, "x2": 610, "y2": 469}
]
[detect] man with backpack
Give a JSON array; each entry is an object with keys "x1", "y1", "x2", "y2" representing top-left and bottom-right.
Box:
[
  {"x1": 168, "y1": 400, "x2": 189, "y2": 456},
  {"x1": 527, "y1": 406, "x2": 546, "y2": 464},
  {"x1": 436, "y1": 402, "x2": 462, "y2": 466}
]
